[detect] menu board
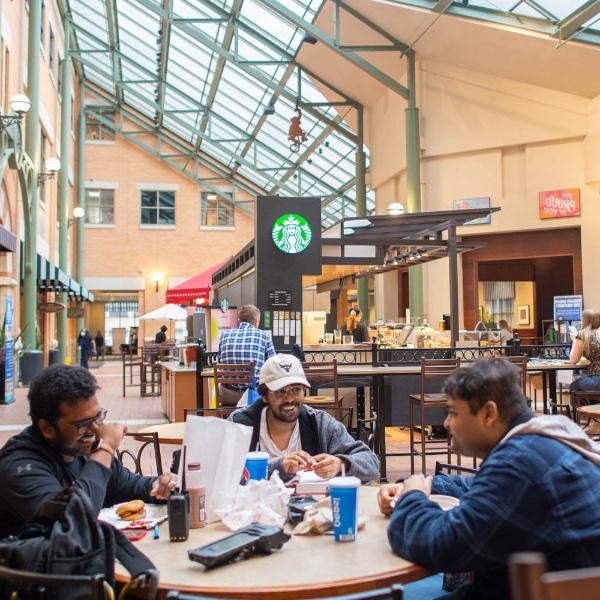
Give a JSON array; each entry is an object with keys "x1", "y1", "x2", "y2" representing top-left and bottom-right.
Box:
[{"x1": 268, "y1": 290, "x2": 292, "y2": 309}]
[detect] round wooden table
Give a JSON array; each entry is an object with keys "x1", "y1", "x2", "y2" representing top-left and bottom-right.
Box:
[
  {"x1": 116, "y1": 486, "x2": 427, "y2": 598},
  {"x1": 138, "y1": 422, "x2": 185, "y2": 445},
  {"x1": 576, "y1": 403, "x2": 600, "y2": 422}
]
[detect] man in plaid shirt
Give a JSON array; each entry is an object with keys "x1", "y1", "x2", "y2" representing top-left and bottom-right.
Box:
[
  {"x1": 217, "y1": 304, "x2": 275, "y2": 406},
  {"x1": 378, "y1": 359, "x2": 600, "y2": 600}
]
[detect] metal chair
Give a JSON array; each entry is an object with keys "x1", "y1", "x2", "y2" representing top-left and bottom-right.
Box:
[
  {"x1": 0, "y1": 564, "x2": 107, "y2": 599},
  {"x1": 408, "y1": 358, "x2": 460, "y2": 475},
  {"x1": 213, "y1": 362, "x2": 255, "y2": 407},
  {"x1": 509, "y1": 552, "x2": 600, "y2": 600},
  {"x1": 324, "y1": 406, "x2": 354, "y2": 433},
  {"x1": 301, "y1": 360, "x2": 343, "y2": 409},
  {"x1": 434, "y1": 460, "x2": 478, "y2": 476},
  {"x1": 116, "y1": 431, "x2": 163, "y2": 476},
  {"x1": 571, "y1": 390, "x2": 600, "y2": 426}
]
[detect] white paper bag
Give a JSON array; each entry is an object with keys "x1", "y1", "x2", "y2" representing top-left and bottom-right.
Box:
[{"x1": 178, "y1": 416, "x2": 253, "y2": 522}]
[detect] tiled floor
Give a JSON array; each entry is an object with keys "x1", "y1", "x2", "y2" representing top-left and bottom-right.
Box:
[{"x1": 0, "y1": 360, "x2": 471, "y2": 481}]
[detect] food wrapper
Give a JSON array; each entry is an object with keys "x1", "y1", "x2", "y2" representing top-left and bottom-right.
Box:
[
  {"x1": 99, "y1": 503, "x2": 167, "y2": 530},
  {"x1": 214, "y1": 471, "x2": 293, "y2": 531},
  {"x1": 293, "y1": 497, "x2": 368, "y2": 535}
]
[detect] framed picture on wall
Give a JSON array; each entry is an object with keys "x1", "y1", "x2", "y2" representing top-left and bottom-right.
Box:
[{"x1": 517, "y1": 305, "x2": 530, "y2": 326}]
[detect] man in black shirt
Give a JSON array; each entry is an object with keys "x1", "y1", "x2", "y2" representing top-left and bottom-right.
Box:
[
  {"x1": 155, "y1": 325, "x2": 167, "y2": 344},
  {"x1": 0, "y1": 365, "x2": 175, "y2": 537}
]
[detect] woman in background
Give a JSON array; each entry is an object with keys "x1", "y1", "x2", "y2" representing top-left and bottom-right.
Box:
[
  {"x1": 344, "y1": 307, "x2": 369, "y2": 343},
  {"x1": 496, "y1": 319, "x2": 514, "y2": 346},
  {"x1": 569, "y1": 309, "x2": 600, "y2": 393}
]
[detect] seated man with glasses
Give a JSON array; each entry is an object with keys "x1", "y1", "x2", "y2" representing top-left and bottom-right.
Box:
[
  {"x1": 0, "y1": 365, "x2": 176, "y2": 537},
  {"x1": 229, "y1": 354, "x2": 379, "y2": 482}
]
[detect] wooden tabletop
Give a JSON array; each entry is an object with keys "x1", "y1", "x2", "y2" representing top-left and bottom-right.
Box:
[
  {"x1": 138, "y1": 422, "x2": 185, "y2": 445},
  {"x1": 576, "y1": 403, "x2": 600, "y2": 419},
  {"x1": 115, "y1": 486, "x2": 427, "y2": 598}
]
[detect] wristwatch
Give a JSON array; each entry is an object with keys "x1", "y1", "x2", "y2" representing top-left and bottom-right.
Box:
[{"x1": 91, "y1": 438, "x2": 116, "y2": 458}]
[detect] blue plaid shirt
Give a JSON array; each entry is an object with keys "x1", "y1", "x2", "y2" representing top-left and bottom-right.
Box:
[
  {"x1": 388, "y1": 416, "x2": 600, "y2": 599},
  {"x1": 217, "y1": 322, "x2": 275, "y2": 381}
]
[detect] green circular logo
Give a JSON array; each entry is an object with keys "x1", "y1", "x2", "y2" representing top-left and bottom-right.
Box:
[
  {"x1": 271, "y1": 213, "x2": 312, "y2": 254},
  {"x1": 220, "y1": 297, "x2": 230, "y2": 313}
]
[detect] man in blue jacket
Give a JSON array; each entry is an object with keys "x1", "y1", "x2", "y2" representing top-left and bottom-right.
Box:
[
  {"x1": 0, "y1": 365, "x2": 176, "y2": 537},
  {"x1": 379, "y1": 358, "x2": 600, "y2": 600}
]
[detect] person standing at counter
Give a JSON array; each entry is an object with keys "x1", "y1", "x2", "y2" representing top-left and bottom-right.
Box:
[
  {"x1": 343, "y1": 307, "x2": 369, "y2": 343},
  {"x1": 569, "y1": 309, "x2": 600, "y2": 395},
  {"x1": 492, "y1": 319, "x2": 513, "y2": 346},
  {"x1": 217, "y1": 304, "x2": 276, "y2": 406}
]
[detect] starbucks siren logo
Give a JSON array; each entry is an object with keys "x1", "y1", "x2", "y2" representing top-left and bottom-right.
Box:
[{"x1": 271, "y1": 213, "x2": 312, "y2": 254}]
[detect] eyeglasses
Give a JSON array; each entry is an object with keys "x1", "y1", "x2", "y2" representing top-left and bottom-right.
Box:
[
  {"x1": 64, "y1": 408, "x2": 108, "y2": 434},
  {"x1": 271, "y1": 386, "x2": 305, "y2": 400}
]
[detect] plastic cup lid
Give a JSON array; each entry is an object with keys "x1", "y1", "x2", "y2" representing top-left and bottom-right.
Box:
[
  {"x1": 327, "y1": 476, "x2": 361, "y2": 488},
  {"x1": 246, "y1": 451, "x2": 269, "y2": 460}
]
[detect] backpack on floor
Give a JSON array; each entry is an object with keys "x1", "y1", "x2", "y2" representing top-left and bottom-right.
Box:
[{"x1": 0, "y1": 486, "x2": 158, "y2": 599}]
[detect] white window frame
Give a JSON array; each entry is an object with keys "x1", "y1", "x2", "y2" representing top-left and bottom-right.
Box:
[{"x1": 200, "y1": 188, "x2": 235, "y2": 230}]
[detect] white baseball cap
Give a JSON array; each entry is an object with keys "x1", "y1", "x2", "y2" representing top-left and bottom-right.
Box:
[{"x1": 259, "y1": 354, "x2": 310, "y2": 391}]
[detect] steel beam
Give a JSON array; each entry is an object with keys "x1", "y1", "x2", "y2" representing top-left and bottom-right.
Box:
[
  {"x1": 105, "y1": 0, "x2": 123, "y2": 104},
  {"x1": 194, "y1": 0, "x2": 242, "y2": 153},
  {"x1": 554, "y1": 0, "x2": 600, "y2": 40},
  {"x1": 261, "y1": 0, "x2": 409, "y2": 99},
  {"x1": 355, "y1": 104, "x2": 369, "y2": 320},
  {"x1": 156, "y1": 0, "x2": 173, "y2": 128},
  {"x1": 128, "y1": 0, "x2": 359, "y2": 144}
]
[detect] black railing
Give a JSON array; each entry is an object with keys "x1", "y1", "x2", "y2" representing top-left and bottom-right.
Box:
[{"x1": 197, "y1": 343, "x2": 570, "y2": 370}]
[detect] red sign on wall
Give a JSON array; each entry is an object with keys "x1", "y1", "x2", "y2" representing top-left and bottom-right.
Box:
[{"x1": 538, "y1": 188, "x2": 580, "y2": 219}]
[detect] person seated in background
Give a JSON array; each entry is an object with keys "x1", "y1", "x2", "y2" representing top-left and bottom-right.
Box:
[
  {"x1": 217, "y1": 304, "x2": 276, "y2": 406},
  {"x1": 378, "y1": 358, "x2": 600, "y2": 600},
  {"x1": 154, "y1": 324, "x2": 168, "y2": 344},
  {"x1": 0, "y1": 365, "x2": 176, "y2": 538},
  {"x1": 569, "y1": 308, "x2": 600, "y2": 396},
  {"x1": 343, "y1": 307, "x2": 369, "y2": 343},
  {"x1": 230, "y1": 354, "x2": 379, "y2": 482}
]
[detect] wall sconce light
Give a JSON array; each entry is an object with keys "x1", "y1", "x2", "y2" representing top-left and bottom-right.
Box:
[
  {"x1": 68, "y1": 206, "x2": 85, "y2": 228},
  {"x1": 387, "y1": 202, "x2": 406, "y2": 216},
  {"x1": 0, "y1": 94, "x2": 31, "y2": 130},
  {"x1": 37, "y1": 157, "x2": 61, "y2": 185},
  {"x1": 151, "y1": 271, "x2": 164, "y2": 293}
]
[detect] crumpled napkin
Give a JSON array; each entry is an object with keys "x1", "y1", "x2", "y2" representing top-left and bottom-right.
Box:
[
  {"x1": 214, "y1": 471, "x2": 293, "y2": 531},
  {"x1": 293, "y1": 496, "x2": 368, "y2": 535}
]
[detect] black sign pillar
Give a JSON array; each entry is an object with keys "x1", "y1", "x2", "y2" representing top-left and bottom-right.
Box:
[{"x1": 255, "y1": 196, "x2": 322, "y2": 350}]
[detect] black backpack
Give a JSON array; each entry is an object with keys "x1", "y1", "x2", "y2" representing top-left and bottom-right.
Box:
[{"x1": 0, "y1": 486, "x2": 158, "y2": 599}]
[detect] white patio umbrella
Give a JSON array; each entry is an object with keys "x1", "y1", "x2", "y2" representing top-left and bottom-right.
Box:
[{"x1": 139, "y1": 303, "x2": 188, "y2": 320}]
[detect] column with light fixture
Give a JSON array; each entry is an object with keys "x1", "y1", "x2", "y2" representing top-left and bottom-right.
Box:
[
  {"x1": 355, "y1": 104, "x2": 369, "y2": 320},
  {"x1": 76, "y1": 81, "x2": 86, "y2": 334},
  {"x1": 21, "y1": 0, "x2": 43, "y2": 381},
  {"x1": 57, "y1": 19, "x2": 72, "y2": 363},
  {"x1": 405, "y1": 49, "x2": 423, "y2": 322}
]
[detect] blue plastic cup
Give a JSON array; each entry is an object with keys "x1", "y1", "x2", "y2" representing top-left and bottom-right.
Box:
[
  {"x1": 328, "y1": 476, "x2": 361, "y2": 542},
  {"x1": 244, "y1": 451, "x2": 269, "y2": 481}
]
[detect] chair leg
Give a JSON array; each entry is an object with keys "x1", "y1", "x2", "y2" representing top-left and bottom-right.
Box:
[{"x1": 409, "y1": 398, "x2": 415, "y2": 475}]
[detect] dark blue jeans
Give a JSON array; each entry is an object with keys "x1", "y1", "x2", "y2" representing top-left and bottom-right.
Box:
[{"x1": 570, "y1": 374, "x2": 600, "y2": 394}]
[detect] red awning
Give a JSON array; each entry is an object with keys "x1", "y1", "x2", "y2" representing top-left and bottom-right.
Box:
[{"x1": 165, "y1": 262, "x2": 226, "y2": 304}]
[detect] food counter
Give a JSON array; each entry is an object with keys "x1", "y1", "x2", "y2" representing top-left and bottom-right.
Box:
[{"x1": 159, "y1": 361, "x2": 209, "y2": 422}]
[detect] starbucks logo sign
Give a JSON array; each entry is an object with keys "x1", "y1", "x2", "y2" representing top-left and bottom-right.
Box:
[{"x1": 271, "y1": 213, "x2": 312, "y2": 254}]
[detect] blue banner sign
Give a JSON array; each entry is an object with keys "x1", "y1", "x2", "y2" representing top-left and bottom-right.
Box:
[
  {"x1": 4, "y1": 294, "x2": 14, "y2": 404},
  {"x1": 553, "y1": 295, "x2": 583, "y2": 322}
]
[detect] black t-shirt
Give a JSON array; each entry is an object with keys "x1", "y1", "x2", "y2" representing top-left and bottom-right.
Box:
[{"x1": 155, "y1": 331, "x2": 166, "y2": 343}]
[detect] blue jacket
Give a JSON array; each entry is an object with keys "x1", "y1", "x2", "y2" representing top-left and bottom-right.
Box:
[{"x1": 388, "y1": 414, "x2": 600, "y2": 599}]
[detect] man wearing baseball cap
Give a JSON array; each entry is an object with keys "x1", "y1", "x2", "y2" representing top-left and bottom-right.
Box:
[{"x1": 229, "y1": 354, "x2": 379, "y2": 482}]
